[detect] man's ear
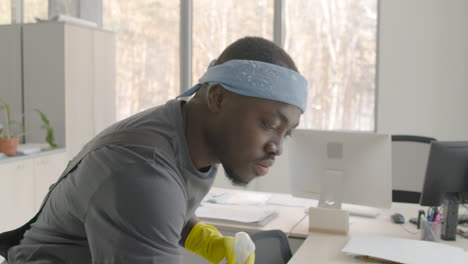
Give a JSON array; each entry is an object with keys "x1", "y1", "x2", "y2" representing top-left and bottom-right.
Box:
[{"x1": 207, "y1": 84, "x2": 226, "y2": 113}]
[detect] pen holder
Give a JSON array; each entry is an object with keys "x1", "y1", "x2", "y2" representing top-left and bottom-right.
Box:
[{"x1": 420, "y1": 217, "x2": 441, "y2": 242}]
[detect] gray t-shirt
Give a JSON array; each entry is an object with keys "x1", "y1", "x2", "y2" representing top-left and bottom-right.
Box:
[{"x1": 8, "y1": 99, "x2": 217, "y2": 263}]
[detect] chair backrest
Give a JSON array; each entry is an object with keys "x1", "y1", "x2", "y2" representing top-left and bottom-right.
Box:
[
  {"x1": 391, "y1": 135, "x2": 436, "y2": 203},
  {"x1": 250, "y1": 230, "x2": 292, "y2": 264}
]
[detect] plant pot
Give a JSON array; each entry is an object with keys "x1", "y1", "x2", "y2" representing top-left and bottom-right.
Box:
[{"x1": 0, "y1": 137, "x2": 20, "y2": 156}]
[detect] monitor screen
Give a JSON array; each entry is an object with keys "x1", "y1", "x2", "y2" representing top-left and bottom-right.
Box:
[
  {"x1": 391, "y1": 136, "x2": 435, "y2": 203},
  {"x1": 288, "y1": 129, "x2": 392, "y2": 209},
  {"x1": 419, "y1": 141, "x2": 468, "y2": 206}
]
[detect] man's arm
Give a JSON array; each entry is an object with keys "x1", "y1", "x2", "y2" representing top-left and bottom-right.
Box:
[{"x1": 179, "y1": 216, "x2": 199, "y2": 247}]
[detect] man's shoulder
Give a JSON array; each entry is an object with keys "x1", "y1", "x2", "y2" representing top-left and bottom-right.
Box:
[
  {"x1": 115, "y1": 99, "x2": 181, "y2": 129},
  {"x1": 86, "y1": 100, "x2": 183, "y2": 162}
]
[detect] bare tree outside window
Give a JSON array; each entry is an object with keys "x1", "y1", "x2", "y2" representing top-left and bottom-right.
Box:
[
  {"x1": 23, "y1": 0, "x2": 48, "y2": 22},
  {"x1": 285, "y1": 0, "x2": 377, "y2": 131},
  {"x1": 192, "y1": 0, "x2": 274, "y2": 86},
  {"x1": 0, "y1": 1, "x2": 12, "y2": 24},
  {"x1": 103, "y1": 0, "x2": 180, "y2": 120}
]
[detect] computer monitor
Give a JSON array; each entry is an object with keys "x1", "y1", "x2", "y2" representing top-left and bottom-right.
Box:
[
  {"x1": 288, "y1": 129, "x2": 392, "y2": 210},
  {"x1": 420, "y1": 141, "x2": 468, "y2": 206},
  {"x1": 419, "y1": 141, "x2": 468, "y2": 240},
  {"x1": 391, "y1": 135, "x2": 436, "y2": 203}
]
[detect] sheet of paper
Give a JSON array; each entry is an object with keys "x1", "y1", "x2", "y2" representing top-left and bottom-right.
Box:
[
  {"x1": 342, "y1": 234, "x2": 468, "y2": 264},
  {"x1": 196, "y1": 203, "x2": 277, "y2": 226},
  {"x1": 206, "y1": 191, "x2": 271, "y2": 206},
  {"x1": 267, "y1": 193, "x2": 318, "y2": 208}
]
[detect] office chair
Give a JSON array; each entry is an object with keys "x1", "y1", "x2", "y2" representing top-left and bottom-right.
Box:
[
  {"x1": 391, "y1": 135, "x2": 436, "y2": 203},
  {"x1": 250, "y1": 230, "x2": 292, "y2": 264}
]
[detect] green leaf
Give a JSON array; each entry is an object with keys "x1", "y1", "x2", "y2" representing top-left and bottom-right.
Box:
[
  {"x1": 0, "y1": 98, "x2": 10, "y2": 115},
  {"x1": 0, "y1": 98, "x2": 12, "y2": 138},
  {"x1": 34, "y1": 109, "x2": 51, "y2": 126},
  {"x1": 35, "y1": 109, "x2": 57, "y2": 149}
]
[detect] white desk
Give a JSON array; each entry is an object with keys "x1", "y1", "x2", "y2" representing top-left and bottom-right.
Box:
[{"x1": 288, "y1": 202, "x2": 468, "y2": 263}]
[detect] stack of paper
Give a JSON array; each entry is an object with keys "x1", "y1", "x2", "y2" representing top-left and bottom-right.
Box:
[
  {"x1": 196, "y1": 203, "x2": 278, "y2": 226},
  {"x1": 205, "y1": 191, "x2": 271, "y2": 206},
  {"x1": 17, "y1": 144, "x2": 42, "y2": 155},
  {"x1": 342, "y1": 234, "x2": 468, "y2": 264},
  {"x1": 267, "y1": 193, "x2": 318, "y2": 208}
]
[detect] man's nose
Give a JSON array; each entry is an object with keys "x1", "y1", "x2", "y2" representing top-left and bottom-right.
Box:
[{"x1": 265, "y1": 139, "x2": 283, "y2": 156}]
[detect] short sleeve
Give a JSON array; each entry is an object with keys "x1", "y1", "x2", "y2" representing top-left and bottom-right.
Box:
[{"x1": 84, "y1": 161, "x2": 187, "y2": 264}]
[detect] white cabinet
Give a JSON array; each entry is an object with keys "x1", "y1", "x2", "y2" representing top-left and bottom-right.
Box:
[
  {"x1": 21, "y1": 22, "x2": 116, "y2": 158},
  {"x1": 0, "y1": 22, "x2": 115, "y2": 159},
  {"x1": 0, "y1": 22, "x2": 115, "y2": 234},
  {"x1": 0, "y1": 150, "x2": 67, "y2": 232},
  {"x1": 0, "y1": 159, "x2": 35, "y2": 231}
]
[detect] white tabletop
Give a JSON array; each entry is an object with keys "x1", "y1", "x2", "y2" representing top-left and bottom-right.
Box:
[{"x1": 288, "y1": 202, "x2": 468, "y2": 263}]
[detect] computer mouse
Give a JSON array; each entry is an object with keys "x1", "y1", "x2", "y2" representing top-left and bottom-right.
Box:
[{"x1": 391, "y1": 213, "x2": 405, "y2": 224}]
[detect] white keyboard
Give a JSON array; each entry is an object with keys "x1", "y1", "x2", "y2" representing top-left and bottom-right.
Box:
[
  {"x1": 342, "y1": 203, "x2": 381, "y2": 218},
  {"x1": 268, "y1": 194, "x2": 381, "y2": 218}
]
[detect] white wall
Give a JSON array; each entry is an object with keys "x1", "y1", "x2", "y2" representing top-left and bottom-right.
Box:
[{"x1": 377, "y1": 0, "x2": 468, "y2": 141}]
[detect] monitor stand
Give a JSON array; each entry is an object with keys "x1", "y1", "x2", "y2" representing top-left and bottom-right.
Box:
[{"x1": 308, "y1": 169, "x2": 349, "y2": 235}]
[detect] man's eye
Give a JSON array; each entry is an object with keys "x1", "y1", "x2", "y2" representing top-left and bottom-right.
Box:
[{"x1": 262, "y1": 121, "x2": 275, "y2": 129}]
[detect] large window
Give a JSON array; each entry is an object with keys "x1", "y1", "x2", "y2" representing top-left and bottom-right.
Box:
[
  {"x1": 103, "y1": 0, "x2": 180, "y2": 120},
  {"x1": 286, "y1": 0, "x2": 377, "y2": 131},
  {"x1": 10, "y1": 0, "x2": 377, "y2": 130},
  {"x1": 106, "y1": 0, "x2": 376, "y2": 130},
  {"x1": 192, "y1": 0, "x2": 273, "y2": 85}
]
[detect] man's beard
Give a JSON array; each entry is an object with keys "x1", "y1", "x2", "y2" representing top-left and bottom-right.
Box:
[{"x1": 223, "y1": 166, "x2": 249, "y2": 187}]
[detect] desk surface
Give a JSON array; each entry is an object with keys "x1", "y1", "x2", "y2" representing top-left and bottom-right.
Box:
[{"x1": 288, "y1": 202, "x2": 468, "y2": 263}]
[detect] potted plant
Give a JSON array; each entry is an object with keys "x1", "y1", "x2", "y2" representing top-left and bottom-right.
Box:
[{"x1": 0, "y1": 98, "x2": 25, "y2": 156}]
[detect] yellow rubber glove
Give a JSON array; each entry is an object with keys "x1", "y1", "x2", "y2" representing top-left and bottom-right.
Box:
[{"x1": 185, "y1": 222, "x2": 255, "y2": 264}]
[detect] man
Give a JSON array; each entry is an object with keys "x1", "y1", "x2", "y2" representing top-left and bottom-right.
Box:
[{"x1": 7, "y1": 36, "x2": 308, "y2": 263}]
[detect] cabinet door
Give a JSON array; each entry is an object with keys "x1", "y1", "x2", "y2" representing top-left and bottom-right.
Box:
[
  {"x1": 0, "y1": 160, "x2": 35, "y2": 232},
  {"x1": 23, "y1": 23, "x2": 66, "y2": 148},
  {"x1": 64, "y1": 24, "x2": 95, "y2": 158},
  {"x1": 34, "y1": 152, "x2": 68, "y2": 211},
  {"x1": 0, "y1": 24, "x2": 23, "y2": 123},
  {"x1": 93, "y1": 29, "x2": 116, "y2": 135}
]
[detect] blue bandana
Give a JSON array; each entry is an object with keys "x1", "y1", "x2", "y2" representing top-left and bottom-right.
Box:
[{"x1": 177, "y1": 59, "x2": 308, "y2": 112}]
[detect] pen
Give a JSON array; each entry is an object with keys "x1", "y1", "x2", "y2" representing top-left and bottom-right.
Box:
[
  {"x1": 427, "y1": 207, "x2": 438, "y2": 222},
  {"x1": 428, "y1": 213, "x2": 433, "y2": 222},
  {"x1": 434, "y1": 212, "x2": 441, "y2": 222},
  {"x1": 427, "y1": 207, "x2": 434, "y2": 221}
]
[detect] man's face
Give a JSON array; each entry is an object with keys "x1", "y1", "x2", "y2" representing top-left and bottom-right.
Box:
[{"x1": 210, "y1": 93, "x2": 301, "y2": 186}]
